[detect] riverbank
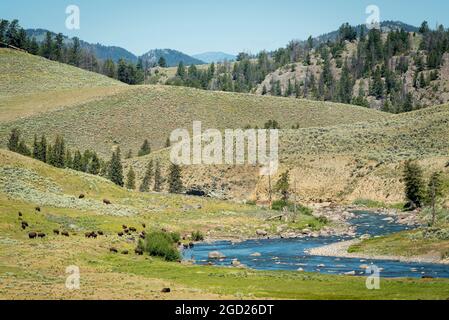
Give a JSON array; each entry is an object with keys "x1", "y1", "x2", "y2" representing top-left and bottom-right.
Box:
[{"x1": 308, "y1": 239, "x2": 449, "y2": 265}]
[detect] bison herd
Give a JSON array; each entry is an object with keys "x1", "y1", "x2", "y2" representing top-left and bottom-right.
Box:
[{"x1": 17, "y1": 206, "x2": 154, "y2": 258}]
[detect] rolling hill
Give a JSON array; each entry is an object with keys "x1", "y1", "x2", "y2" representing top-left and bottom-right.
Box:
[
  {"x1": 0, "y1": 48, "x2": 124, "y2": 98},
  {"x1": 0, "y1": 48, "x2": 129, "y2": 122},
  {"x1": 0, "y1": 84, "x2": 390, "y2": 158}
]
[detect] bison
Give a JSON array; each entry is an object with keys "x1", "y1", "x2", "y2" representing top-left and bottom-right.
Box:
[
  {"x1": 35, "y1": 207, "x2": 41, "y2": 212},
  {"x1": 161, "y1": 288, "x2": 171, "y2": 293},
  {"x1": 18, "y1": 212, "x2": 22, "y2": 217},
  {"x1": 129, "y1": 227, "x2": 137, "y2": 232},
  {"x1": 109, "y1": 247, "x2": 118, "y2": 253},
  {"x1": 135, "y1": 248, "x2": 144, "y2": 255},
  {"x1": 61, "y1": 231, "x2": 70, "y2": 237},
  {"x1": 28, "y1": 232, "x2": 37, "y2": 239},
  {"x1": 121, "y1": 250, "x2": 129, "y2": 255},
  {"x1": 53, "y1": 229, "x2": 60, "y2": 235},
  {"x1": 79, "y1": 194, "x2": 85, "y2": 199},
  {"x1": 122, "y1": 225, "x2": 128, "y2": 230},
  {"x1": 37, "y1": 233, "x2": 46, "y2": 238},
  {"x1": 21, "y1": 221, "x2": 29, "y2": 230},
  {"x1": 97, "y1": 231, "x2": 104, "y2": 236},
  {"x1": 118, "y1": 232, "x2": 124, "y2": 237},
  {"x1": 103, "y1": 199, "x2": 112, "y2": 205},
  {"x1": 85, "y1": 232, "x2": 98, "y2": 239},
  {"x1": 142, "y1": 223, "x2": 146, "y2": 228}
]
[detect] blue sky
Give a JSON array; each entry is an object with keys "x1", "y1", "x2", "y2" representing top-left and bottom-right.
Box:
[{"x1": 1, "y1": 0, "x2": 448, "y2": 56}]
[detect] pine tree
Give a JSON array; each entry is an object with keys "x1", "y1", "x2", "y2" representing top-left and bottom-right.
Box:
[
  {"x1": 38, "y1": 134, "x2": 47, "y2": 162},
  {"x1": 54, "y1": 33, "x2": 64, "y2": 62},
  {"x1": 41, "y1": 31, "x2": 54, "y2": 59},
  {"x1": 51, "y1": 136, "x2": 65, "y2": 168},
  {"x1": 108, "y1": 148, "x2": 124, "y2": 187},
  {"x1": 139, "y1": 160, "x2": 154, "y2": 192},
  {"x1": 64, "y1": 150, "x2": 73, "y2": 169},
  {"x1": 338, "y1": 60, "x2": 353, "y2": 103},
  {"x1": 158, "y1": 56, "x2": 167, "y2": 68},
  {"x1": 403, "y1": 160, "x2": 425, "y2": 209},
  {"x1": 88, "y1": 152, "x2": 101, "y2": 175},
  {"x1": 7, "y1": 128, "x2": 20, "y2": 153},
  {"x1": 72, "y1": 150, "x2": 83, "y2": 171},
  {"x1": 138, "y1": 139, "x2": 151, "y2": 157},
  {"x1": 33, "y1": 134, "x2": 39, "y2": 159},
  {"x1": 126, "y1": 166, "x2": 136, "y2": 190},
  {"x1": 69, "y1": 37, "x2": 81, "y2": 67},
  {"x1": 102, "y1": 59, "x2": 116, "y2": 79},
  {"x1": 370, "y1": 67, "x2": 384, "y2": 99},
  {"x1": 168, "y1": 163, "x2": 183, "y2": 194},
  {"x1": 153, "y1": 161, "x2": 162, "y2": 192},
  {"x1": 275, "y1": 170, "x2": 290, "y2": 202},
  {"x1": 28, "y1": 37, "x2": 39, "y2": 55},
  {"x1": 176, "y1": 61, "x2": 186, "y2": 79},
  {"x1": 427, "y1": 172, "x2": 443, "y2": 226},
  {"x1": 0, "y1": 19, "x2": 9, "y2": 44},
  {"x1": 17, "y1": 140, "x2": 31, "y2": 156}
]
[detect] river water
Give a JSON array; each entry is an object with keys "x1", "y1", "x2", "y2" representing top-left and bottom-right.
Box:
[{"x1": 183, "y1": 211, "x2": 449, "y2": 278}]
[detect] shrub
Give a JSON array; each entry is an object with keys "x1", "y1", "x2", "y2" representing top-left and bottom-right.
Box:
[
  {"x1": 141, "y1": 231, "x2": 180, "y2": 261},
  {"x1": 170, "y1": 232, "x2": 181, "y2": 243},
  {"x1": 271, "y1": 200, "x2": 312, "y2": 215},
  {"x1": 191, "y1": 230, "x2": 204, "y2": 241}
]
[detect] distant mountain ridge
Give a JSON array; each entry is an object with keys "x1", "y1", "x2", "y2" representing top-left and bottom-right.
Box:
[
  {"x1": 141, "y1": 49, "x2": 205, "y2": 67},
  {"x1": 192, "y1": 52, "x2": 236, "y2": 63},
  {"x1": 26, "y1": 29, "x2": 138, "y2": 63},
  {"x1": 26, "y1": 29, "x2": 206, "y2": 67}
]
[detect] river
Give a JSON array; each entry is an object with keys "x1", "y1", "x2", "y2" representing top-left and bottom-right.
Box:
[{"x1": 183, "y1": 211, "x2": 449, "y2": 278}]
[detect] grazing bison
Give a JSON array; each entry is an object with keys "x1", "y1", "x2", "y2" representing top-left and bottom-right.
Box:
[
  {"x1": 122, "y1": 225, "x2": 128, "y2": 230},
  {"x1": 85, "y1": 232, "x2": 97, "y2": 239},
  {"x1": 124, "y1": 229, "x2": 130, "y2": 234},
  {"x1": 53, "y1": 229, "x2": 60, "y2": 235},
  {"x1": 118, "y1": 232, "x2": 124, "y2": 237},
  {"x1": 135, "y1": 248, "x2": 144, "y2": 255},
  {"x1": 121, "y1": 250, "x2": 129, "y2": 255},
  {"x1": 79, "y1": 194, "x2": 85, "y2": 199},
  {"x1": 97, "y1": 231, "x2": 104, "y2": 236},
  {"x1": 61, "y1": 231, "x2": 70, "y2": 237},
  {"x1": 103, "y1": 199, "x2": 111, "y2": 205},
  {"x1": 37, "y1": 233, "x2": 46, "y2": 238},
  {"x1": 161, "y1": 288, "x2": 171, "y2": 293},
  {"x1": 109, "y1": 247, "x2": 118, "y2": 253},
  {"x1": 129, "y1": 227, "x2": 137, "y2": 232},
  {"x1": 35, "y1": 207, "x2": 41, "y2": 212},
  {"x1": 21, "y1": 221, "x2": 29, "y2": 230},
  {"x1": 28, "y1": 232, "x2": 37, "y2": 239}
]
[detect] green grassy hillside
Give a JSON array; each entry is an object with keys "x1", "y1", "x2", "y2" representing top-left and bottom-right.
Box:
[
  {"x1": 0, "y1": 84, "x2": 390, "y2": 157},
  {"x1": 0, "y1": 49, "x2": 124, "y2": 98},
  {"x1": 1, "y1": 149, "x2": 448, "y2": 300}
]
